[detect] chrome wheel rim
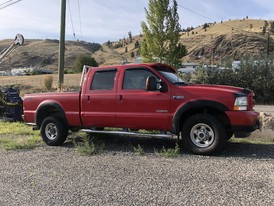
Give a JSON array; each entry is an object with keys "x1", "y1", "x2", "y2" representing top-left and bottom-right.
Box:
[
  {"x1": 190, "y1": 123, "x2": 214, "y2": 148},
  {"x1": 45, "y1": 123, "x2": 58, "y2": 140}
]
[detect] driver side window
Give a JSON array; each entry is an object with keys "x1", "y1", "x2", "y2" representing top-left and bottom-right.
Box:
[{"x1": 123, "y1": 68, "x2": 157, "y2": 90}]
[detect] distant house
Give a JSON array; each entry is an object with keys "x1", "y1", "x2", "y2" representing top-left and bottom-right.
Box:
[
  {"x1": 10, "y1": 67, "x2": 54, "y2": 76},
  {"x1": 0, "y1": 71, "x2": 6, "y2": 76},
  {"x1": 178, "y1": 62, "x2": 200, "y2": 73},
  {"x1": 232, "y1": 61, "x2": 241, "y2": 69}
]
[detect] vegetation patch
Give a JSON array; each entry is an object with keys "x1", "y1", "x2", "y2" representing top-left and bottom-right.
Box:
[
  {"x1": 133, "y1": 144, "x2": 145, "y2": 156},
  {"x1": 73, "y1": 136, "x2": 105, "y2": 156},
  {"x1": 155, "y1": 143, "x2": 180, "y2": 158},
  {"x1": 0, "y1": 122, "x2": 36, "y2": 135},
  {"x1": 0, "y1": 121, "x2": 42, "y2": 150}
]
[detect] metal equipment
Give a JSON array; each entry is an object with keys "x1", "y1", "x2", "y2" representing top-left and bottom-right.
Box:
[
  {"x1": 0, "y1": 34, "x2": 24, "y2": 121},
  {"x1": 0, "y1": 33, "x2": 24, "y2": 63}
]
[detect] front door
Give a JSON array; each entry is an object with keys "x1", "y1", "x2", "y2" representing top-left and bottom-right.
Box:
[{"x1": 116, "y1": 67, "x2": 171, "y2": 130}]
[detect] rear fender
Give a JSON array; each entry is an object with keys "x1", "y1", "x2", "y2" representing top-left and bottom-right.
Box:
[{"x1": 35, "y1": 101, "x2": 67, "y2": 128}]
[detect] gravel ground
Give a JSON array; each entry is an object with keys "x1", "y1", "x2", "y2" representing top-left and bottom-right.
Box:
[
  {"x1": 0, "y1": 137, "x2": 274, "y2": 206},
  {"x1": 0, "y1": 105, "x2": 273, "y2": 206}
]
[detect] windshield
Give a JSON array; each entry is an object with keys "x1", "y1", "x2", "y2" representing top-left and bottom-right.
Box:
[{"x1": 158, "y1": 70, "x2": 187, "y2": 85}]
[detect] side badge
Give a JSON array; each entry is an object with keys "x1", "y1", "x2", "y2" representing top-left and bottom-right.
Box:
[{"x1": 173, "y1": 96, "x2": 184, "y2": 100}]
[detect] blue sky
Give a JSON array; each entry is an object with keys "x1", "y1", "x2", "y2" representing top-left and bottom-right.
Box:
[{"x1": 0, "y1": 0, "x2": 273, "y2": 44}]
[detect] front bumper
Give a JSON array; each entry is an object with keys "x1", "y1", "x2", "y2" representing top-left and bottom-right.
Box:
[{"x1": 225, "y1": 110, "x2": 261, "y2": 137}]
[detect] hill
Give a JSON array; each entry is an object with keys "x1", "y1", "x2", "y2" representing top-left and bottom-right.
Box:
[
  {"x1": 0, "y1": 19, "x2": 273, "y2": 70},
  {"x1": 181, "y1": 19, "x2": 274, "y2": 64},
  {"x1": 92, "y1": 19, "x2": 274, "y2": 66},
  {"x1": 0, "y1": 39, "x2": 100, "y2": 71}
]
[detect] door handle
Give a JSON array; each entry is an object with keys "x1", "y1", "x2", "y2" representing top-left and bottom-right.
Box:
[
  {"x1": 119, "y1": 95, "x2": 123, "y2": 102},
  {"x1": 87, "y1": 96, "x2": 91, "y2": 103}
]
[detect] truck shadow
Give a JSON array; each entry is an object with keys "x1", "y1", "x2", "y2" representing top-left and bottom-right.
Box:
[
  {"x1": 221, "y1": 141, "x2": 274, "y2": 159},
  {"x1": 65, "y1": 133, "x2": 274, "y2": 159}
]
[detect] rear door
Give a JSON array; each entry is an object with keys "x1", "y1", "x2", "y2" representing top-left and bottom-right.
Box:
[
  {"x1": 116, "y1": 66, "x2": 171, "y2": 130},
  {"x1": 81, "y1": 68, "x2": 117, "y2": 127}
]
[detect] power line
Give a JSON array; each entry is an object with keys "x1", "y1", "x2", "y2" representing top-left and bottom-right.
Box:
[
  {"x1": 77, "y1": 0, "x2": 83, "y2": 40},
  {"x1": 0, "y1": 0, "x2": 14, "y2": 7},
  {"x1": 0, "y1": 0, "x2": 22, "y2": 11},
  {"x1": 177, "y1": 4, "x2": 239, "y2": 31},
  {"x1": 67, "y1": 0, "x2": 76, "y2": 40},
  {"x1": 178, "y1": 4, "x2": 217, "y2": 23}
]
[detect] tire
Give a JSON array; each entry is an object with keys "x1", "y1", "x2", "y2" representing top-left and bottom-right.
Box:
[
  {"x1": 227, "y1": 131, "x2": 234, "y2": 140},
  {"x1": 182, "y1": 114, "x2": 227, "y2": 155},
  {"x1": 40, "y1": 117, "x2": 68, "y2": 146}
]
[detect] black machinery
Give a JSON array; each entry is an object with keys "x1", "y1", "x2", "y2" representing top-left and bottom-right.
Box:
[
  {"x1": 0, "y1": 34, "x2": 24, "y2": 121},
  {"x1": 0, "y1": 87, "x2": 23, "y2": 121}
]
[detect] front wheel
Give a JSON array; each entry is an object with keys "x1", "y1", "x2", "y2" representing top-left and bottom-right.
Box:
[
  {"x1": 182, "y1": 114, "x2": 227, "y2": 155},
  {"x1": 40, "y1": 117, "x2": 68, "y2": 146}
]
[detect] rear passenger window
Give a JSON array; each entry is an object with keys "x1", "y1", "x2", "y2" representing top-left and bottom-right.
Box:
[{"x1": 91, "y1": 70, "x2": 116, "y2": 90}]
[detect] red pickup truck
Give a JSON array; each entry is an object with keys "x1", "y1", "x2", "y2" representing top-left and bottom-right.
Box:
[{"x1": 23, "y1": 63, "x2": 260, "y2": 155}]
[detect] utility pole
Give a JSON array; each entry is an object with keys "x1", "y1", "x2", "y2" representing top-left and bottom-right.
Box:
[
  {"x1": 58, "y1": 0, "x2": 66, "y2": 89},
  {"x1": 267, "y1": 32, "x2": 270, "y2": 57}
]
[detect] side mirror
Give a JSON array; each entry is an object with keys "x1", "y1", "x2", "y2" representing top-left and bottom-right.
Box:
[
  {"x1": 146, "y1": 76, "x2": 158, "y2": 91},
  {"x1": 146, "y1": 76, "x2": 168, "y2": 92}
]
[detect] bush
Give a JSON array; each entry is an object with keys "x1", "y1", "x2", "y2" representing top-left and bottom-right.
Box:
[
  {"x1": 44, "y1": 76, "x2": 53, "y2": 90},
  {"x1": 74, "y1": 54, "x2": 98, "y2": 72},
  {"x1": 186, "y1": 57, "x2": 274, "y2": 104}
]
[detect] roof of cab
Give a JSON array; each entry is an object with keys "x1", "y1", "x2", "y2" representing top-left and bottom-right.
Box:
[{"x1": 93, "y1": 63, "x2": 176, "y2": 72}]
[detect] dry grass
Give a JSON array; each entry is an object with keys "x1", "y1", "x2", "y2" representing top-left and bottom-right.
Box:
[{"x1": 0, "y1": 73, "x2": 81, "y2": 95}]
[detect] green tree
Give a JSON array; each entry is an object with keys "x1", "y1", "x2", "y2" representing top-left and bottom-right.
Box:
[
  {"x1": 74, "y1": 54, "x2": 98, "y2": 72},
  {"x1": 140, "y1": 0, "x2": 187, "y2": 67}
]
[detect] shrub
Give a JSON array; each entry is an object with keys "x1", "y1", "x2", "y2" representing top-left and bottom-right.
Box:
[
  {"x1": 44, "y1": 76, "x2": 53, "y2": 90},
  {"x1": 74, "y1": 54, "x2": 98, "y2": 72}
]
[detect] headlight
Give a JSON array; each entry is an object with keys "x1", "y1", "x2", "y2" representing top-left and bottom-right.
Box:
[{"x1": 234, "y1": 96, "x2": 248, "y2": 111}]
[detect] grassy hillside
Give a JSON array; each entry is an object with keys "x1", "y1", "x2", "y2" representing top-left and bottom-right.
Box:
[
  {"x1": 0, "y1": 19, "x2": 273, "y2": 70},
  {"x1": 93, "y1": 19, "x2": 274, "y2": 65},
  {"x1": 0, "y1": 39, "x2": 100, "y2": 71},
  {"x1": 181, "y1": 19, "x2": 274, "y2": 64}
]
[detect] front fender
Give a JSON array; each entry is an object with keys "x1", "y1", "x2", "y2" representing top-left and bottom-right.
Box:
[{"x1": 172, "y1": 100, "x2": 229, "y2": 134}]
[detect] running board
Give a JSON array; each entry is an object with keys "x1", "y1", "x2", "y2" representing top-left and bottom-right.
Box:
[{"x1": 82, "y1": 129, "x2": 173, "y2": 138}]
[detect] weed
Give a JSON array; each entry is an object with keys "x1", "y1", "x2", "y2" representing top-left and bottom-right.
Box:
[
  {"x1": 155, "y1": 143, "x2": 180, "y2": 158},
  {"x1": 133, "y1": 144, "x2": 145, "y2": 155},
  {"x1": 73, "y1": 136, "x2": 104, "y2": 156}
]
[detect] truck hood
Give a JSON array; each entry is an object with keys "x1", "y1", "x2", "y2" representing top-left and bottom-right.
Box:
[{"x1": 185, "y1": 84, "x2": 251, "y2": 95}]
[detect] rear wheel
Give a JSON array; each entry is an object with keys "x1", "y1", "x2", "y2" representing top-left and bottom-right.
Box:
[
  {"x1": 40, "y1": 117, "x2": 68, "y2": 146},
  {"x1": 182, "y1": 114, "x2": 227, "y2": 155}
]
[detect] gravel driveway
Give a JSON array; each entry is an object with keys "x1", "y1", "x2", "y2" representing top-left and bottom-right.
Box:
[
  {"x1": 0, "y1": 105, "x2": 273, "y2": 205},
  {"x1": 0, "y1": 135, "x2": 274, "y2": 206}
]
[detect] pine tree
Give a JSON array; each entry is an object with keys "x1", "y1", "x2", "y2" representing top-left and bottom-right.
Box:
[{"x1": 140, "y1": 0, "x2": 187, "y2": 67}]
